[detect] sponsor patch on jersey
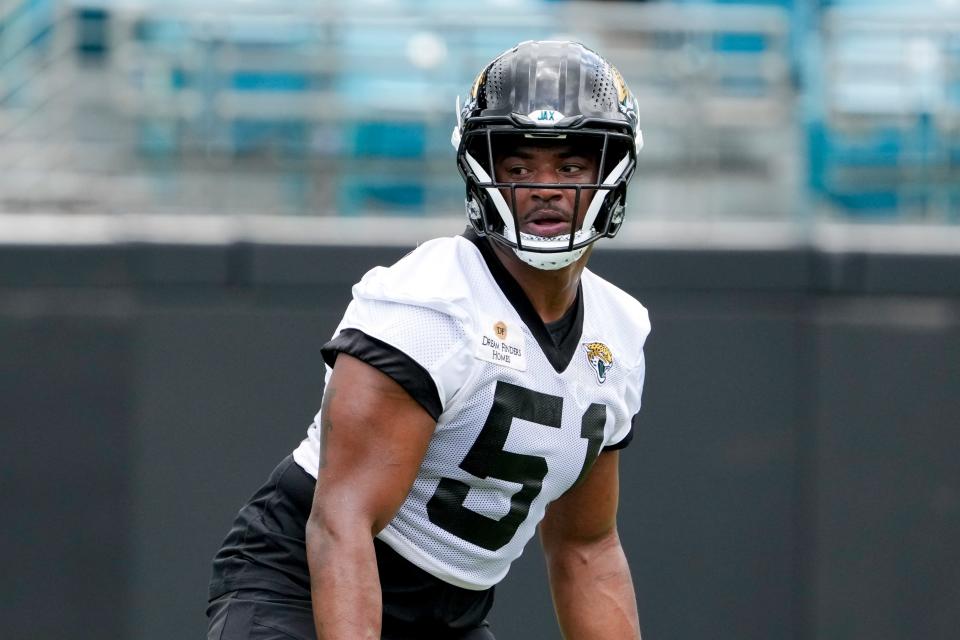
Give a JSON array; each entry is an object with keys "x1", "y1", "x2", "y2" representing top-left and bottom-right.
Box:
[
  {"x1": 583, "y1": 341, "x2": 614, "y2": 384},
  {"x1": 476, "y1": 316, "x2": 526, "y2": 371}
]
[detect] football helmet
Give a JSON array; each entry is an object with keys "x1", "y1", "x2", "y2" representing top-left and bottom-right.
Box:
[{"x1": 452, "y1": 40, "x2": 643, "y2": 270}]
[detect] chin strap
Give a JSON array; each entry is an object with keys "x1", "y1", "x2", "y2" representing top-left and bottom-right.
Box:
[
  {"x1": 513, "y1": 246, "x2": 586, "y2": 271},
  {"x1": 502, "y1": 225, "x2": 589, "y2": 270}
]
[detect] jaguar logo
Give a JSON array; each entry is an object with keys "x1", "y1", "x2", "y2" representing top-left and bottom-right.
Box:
[{"x1": 583, "y1": 341, "x2": 614, "y2": 384}]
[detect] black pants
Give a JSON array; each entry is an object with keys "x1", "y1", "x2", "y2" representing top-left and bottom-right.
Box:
[
  {"x1": 207, "y1": 456, "x2": 496, "y2": 639},
  {"x1": 206, "y1": 589, "x2": 496, "y2": 640}
]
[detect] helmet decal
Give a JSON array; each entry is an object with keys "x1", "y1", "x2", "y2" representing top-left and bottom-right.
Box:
[
  {"x1": 470, "y1": 69, "x2": 486, "y2": 100},
  {"x1": 611, "y1": 66, "x2": 629, "y2": 106},
  {"x1": 528, "y1": 109, "x2": 565, "y2": 125}
]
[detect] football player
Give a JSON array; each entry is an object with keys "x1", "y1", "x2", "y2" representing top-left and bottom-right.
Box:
[{"x1": 208, "y1": 40, "x2": 649, "y2": 640}]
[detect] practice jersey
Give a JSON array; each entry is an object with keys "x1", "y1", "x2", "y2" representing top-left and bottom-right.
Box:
[{"x1": 292, "y1": 230, "x2": 650, "y2": 591}]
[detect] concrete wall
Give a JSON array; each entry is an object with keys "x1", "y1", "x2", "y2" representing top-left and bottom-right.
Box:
[{"x1": 2, "y1": 240, "x2": 958, "y2": 640}]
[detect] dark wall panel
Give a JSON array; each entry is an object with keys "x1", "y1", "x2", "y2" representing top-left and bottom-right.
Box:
[
  {"x1": 813, "y1": 299, "x2": 960, "y2": 640},
  {"x1": 590, "y1": 247, "x2": 813, "y2": 291},
  {"x1": 129, "y1": 306, "x2": 340, "y2": 640},
  {"x1": 627, "y1": 293, "x2": 802, "y2": 640},
  {"x1": 0, "y1": 299, "x2": 134, "y2": 640},
  {"x1": 2, "y1": 243, "x2": 959, "y2": 640}
]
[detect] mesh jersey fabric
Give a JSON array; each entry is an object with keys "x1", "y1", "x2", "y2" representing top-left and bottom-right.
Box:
[{"x1": 292, "y1": 233, "x2": 650, "y2": 590}]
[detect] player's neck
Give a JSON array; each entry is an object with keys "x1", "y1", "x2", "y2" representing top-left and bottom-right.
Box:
[{"x1": 491, "y1": 242, "x2": 591, "y2": 324}]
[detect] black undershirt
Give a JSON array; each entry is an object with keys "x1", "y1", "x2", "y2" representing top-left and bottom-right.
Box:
[{"x1": 544, "y1": 299, "x2": 579, "y2": 347}]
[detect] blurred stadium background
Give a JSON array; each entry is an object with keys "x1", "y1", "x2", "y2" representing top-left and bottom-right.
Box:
[
  {"x1": 1, "y1": 1, "x2": 958, "y2": 639},
  {"x1": 2, "y1": 0, "x2": 958, "y2": 222}
]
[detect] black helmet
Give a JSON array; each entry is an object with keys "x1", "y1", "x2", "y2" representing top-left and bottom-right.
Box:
[{"x1": 452, "y1": 40, "x2": 643, "y2": 270}]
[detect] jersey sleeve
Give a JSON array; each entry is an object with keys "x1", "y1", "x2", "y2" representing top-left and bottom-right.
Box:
[
  {"x1": 602, "y1": 299, "x2": 650, "y2": 451},
  {"x1": 321, "y1": 296, "x2": 474, "y2": 421},
  {"x1": 603, "y1": 350, "x2": 646, "y2": 451}
]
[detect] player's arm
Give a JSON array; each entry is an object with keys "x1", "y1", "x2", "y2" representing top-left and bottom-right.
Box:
[
  {"x1": 305, "y1": 353, "x2": 436, "y2": 640},
  {"x1": 539, "y1": 450, "x2": 642, "y2": 640}
]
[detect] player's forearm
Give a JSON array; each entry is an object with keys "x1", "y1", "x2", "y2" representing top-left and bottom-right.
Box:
[
  {"x1": 305, "y1": 516, "x2": 381, "y2": 640},
  {"x1": 545, "y1": 530, "x2": 642, "y2": 640}
]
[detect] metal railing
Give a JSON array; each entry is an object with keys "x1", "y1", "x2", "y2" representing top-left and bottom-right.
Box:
[
  {"x1": 811, "y1": 3, "x2": 960, "y2": 221},
  {"x1": 1, "y1": 0, "x2": 796, "y2": 220}
]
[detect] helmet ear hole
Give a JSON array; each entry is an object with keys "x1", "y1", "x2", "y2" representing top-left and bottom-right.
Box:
[
  {"x1": 469, "y1": 185, "x2": 507, "y2": 236},
  {"x1": 466, "y1": 196, "x2": 483, "y2": 227},
  {"x1": 608, "y1": 200, "x2": 626, "y2": 236},
  {"x1": 591, "y1": 183, "x2": 628, "y2": 236}
]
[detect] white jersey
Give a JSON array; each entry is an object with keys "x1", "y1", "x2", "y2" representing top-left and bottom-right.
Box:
[{"x1": 293, "y1": 232, "x2": 650, "y2": 590}]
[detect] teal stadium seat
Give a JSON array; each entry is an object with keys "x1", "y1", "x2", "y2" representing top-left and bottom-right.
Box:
[
  {"x1": 808, "y1": 2, "x2": 960, "y2": 219},
  {"x1": 330, "y1": 6, "x2": 554, "y2": 215}
]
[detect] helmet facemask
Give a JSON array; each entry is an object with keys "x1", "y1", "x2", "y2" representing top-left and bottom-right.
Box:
[
  {"x1": 452, "y1": 40, "x2": 644, "y2": 270},
  {"x1": 457, "y1": 127, "x2": 636, "y2": 270}
]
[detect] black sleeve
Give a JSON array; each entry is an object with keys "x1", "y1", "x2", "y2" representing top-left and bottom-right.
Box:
[
  {"x1": 321, "y1": 328, "x2": 443, "y2": 421},
  {"x1": 601, "y1": 411, "x2": 639, "y2": 452}
]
